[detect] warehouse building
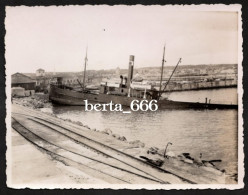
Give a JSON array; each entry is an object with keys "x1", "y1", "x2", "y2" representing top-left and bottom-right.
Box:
[{"x1": 11, "y1": 73, "x2": 36, "y2": 90}]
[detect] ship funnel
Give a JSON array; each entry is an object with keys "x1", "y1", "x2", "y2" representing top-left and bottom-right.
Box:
[
  {"x1": 120, "y1": 75, "x2": 123, "y2": 86},
  {"x1": 127, "y1": 55, "x2": 135, "y2": 88}
]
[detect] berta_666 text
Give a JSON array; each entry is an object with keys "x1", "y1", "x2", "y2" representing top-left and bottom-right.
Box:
[{"x1": 84, "y1": 99, "x2": 158, "y2": 112}]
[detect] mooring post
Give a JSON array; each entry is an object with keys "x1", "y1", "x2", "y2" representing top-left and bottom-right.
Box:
[{"x1": 205, "y1": 97, "x2": 208, "y2": 104}]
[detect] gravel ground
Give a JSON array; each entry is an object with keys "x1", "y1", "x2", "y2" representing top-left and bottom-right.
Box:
[{"x1": 13, "y1": 93, "x2": 51, "y2": 109}]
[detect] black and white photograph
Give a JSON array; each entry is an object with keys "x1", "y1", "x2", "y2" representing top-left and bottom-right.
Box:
[{"x1": 5, "y1": 4, "x2": 243, "y2": 189}]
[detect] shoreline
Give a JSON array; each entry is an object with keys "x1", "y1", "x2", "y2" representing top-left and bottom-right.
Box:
[{"x1": 10, "y1": 95, "x2": 237, "y2": 185}]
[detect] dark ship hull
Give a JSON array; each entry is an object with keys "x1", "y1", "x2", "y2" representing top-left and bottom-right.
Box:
[
  {"x1": 49, "y1": 84, "x2": 98, "y2": 105},
  {"x1": 49, "y1": 84, "x2": 237, "y2": 109}
]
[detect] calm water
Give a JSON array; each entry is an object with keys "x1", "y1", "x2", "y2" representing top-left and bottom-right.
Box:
[{"x1": 42, "y1": 88, "x2": 238, "y2": 175}]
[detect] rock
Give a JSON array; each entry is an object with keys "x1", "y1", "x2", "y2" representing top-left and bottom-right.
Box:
[
  {"x1": 75, "y1": 121, "x2": 83, "y2": 126},
  {"x1": 147, "y1": 147, "x2": 159, "y2": 154},
  {"x1": 118, "y1": 136, "x2": 127, "y2": 142},
  {"x1": 92, "y1": 128, "x2": 96, "y2": 131},
  {"x1": 129, "y1": 140, "x2": 145, "y2": 148},
  {"x1": 177, "y1": 155, "x2": 187, "y2": 161},
  {"x1": 183, "y1": 158, "x2": 194, "y2": 164},
  {"x1": 230, "y1": 173, "x2": 238, "y2": 182},
  {"x1": 182, "y1": 153, "x2": 194, "y2": 161},
  {"x1": 103, "y1": 128, "x2": 112, "y2": 135},
  {"x1": 112, "y1": 134, "x2": 120, "y2": 139},
  {"x1": 35, "y1": 102, "x2": 44, "y2": 108},
  {"x1": 203, "y1": 161, "x2": 214, "y2": 168}
]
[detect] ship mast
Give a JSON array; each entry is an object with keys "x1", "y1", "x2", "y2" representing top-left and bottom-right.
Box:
[
  {"x1": 82, "y1": 47, "x2": 88, "y2": 90},
  {"x1": 159, "y1": 44, "x2": 166, "y2": 98},
  {"x1": 161, "y1": 58, "x2": 182, "y2": 93}
]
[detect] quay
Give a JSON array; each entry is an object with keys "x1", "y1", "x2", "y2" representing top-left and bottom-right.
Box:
[
  {"x1": 10, "y1": 104, "x2": 186, "y2": 185},
  {"x1": 10, "y1": 103, "x2": 231, "y2": 186},
  {"x1": 10, "y1": 128, "x2": 103, "y2": 186}
]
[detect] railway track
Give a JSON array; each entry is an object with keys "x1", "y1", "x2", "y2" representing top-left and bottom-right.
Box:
[{"x1": 11, "y1": 109, "x2": 188, "y2": 184}]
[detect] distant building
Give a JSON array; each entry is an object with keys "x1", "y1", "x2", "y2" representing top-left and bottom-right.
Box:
[
  {"x1": 133, "y1": 73, "x2": 143, "y2": 82},
  {"x1": 219, "y1": 69, "x2": 234, "y2": 74},
  {"x1": 200, "y1": 69, "x2": 207, "y2": 74},
  {"x1": 193, "y1": 69, "x2": 200, "y2": 75},
  {"x1": 115, "y1": 67, "x2": 120, "y2": 75},
  {"x1": 207, "y1": 69, "x2": 215, "y2": 75},
  {"x1": 61, "y1": 76, "x2": 79, "y2": 85},
  {"x1": 233, "y1": 67, "x2": 238, "y2": 74},
  {"x1": 11, "y1": 73, "x2": 36, "y2": 90},
  {"x1": 36, "y1": 68, "x2": 45, "y2": 77}
]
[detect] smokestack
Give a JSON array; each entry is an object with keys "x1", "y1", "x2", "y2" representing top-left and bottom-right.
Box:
[
  {"x1": 127, "y1": 55, "x2": 135, "y2": 88},
  {"x1": 120, "y1": 75, "x2": 123, "y2": 86},
  {"x1": 124, "y1": 77, "x2": 127, "y2": 85}
]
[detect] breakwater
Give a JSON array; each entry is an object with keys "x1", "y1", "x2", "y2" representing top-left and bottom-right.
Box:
[{"x1": 156, "y1": 80, "x2": 237, "y2": 92}]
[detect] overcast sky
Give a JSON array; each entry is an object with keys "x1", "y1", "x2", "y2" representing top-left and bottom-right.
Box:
[{"x1": 5, "y1": 5, "x2": 239, "y2": 73}]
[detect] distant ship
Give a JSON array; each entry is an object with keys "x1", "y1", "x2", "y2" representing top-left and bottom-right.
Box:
[{"x1": 49, "y1": 47, "x2": 237, "y2": 110}]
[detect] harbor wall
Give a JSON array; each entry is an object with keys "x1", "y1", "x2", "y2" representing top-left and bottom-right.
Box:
[{"x1": 156, "y1": 79, "x2": 237, "y2": 92}]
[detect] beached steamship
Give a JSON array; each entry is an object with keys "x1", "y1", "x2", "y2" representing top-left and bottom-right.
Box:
[{"x1": 49, "y1": 48, "x2": 237, "y2": 109}]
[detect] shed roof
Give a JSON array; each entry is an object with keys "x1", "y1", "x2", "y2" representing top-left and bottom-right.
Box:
[{"x1": 11, "y1": 72, "x2": 36, "y2": 84}]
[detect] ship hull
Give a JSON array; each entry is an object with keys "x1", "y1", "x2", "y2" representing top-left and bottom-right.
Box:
[
  {"x1": 49, "y1": 84, "x2": 99, "y2": 105},
  {"x1": 49, "y1": 84, "x2": 237, "y2": 109}
]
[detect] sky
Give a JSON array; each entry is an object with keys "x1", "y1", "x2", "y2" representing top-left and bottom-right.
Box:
[{"x1": 5, "y1": 5, "x2": 240, "y2": 73}]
